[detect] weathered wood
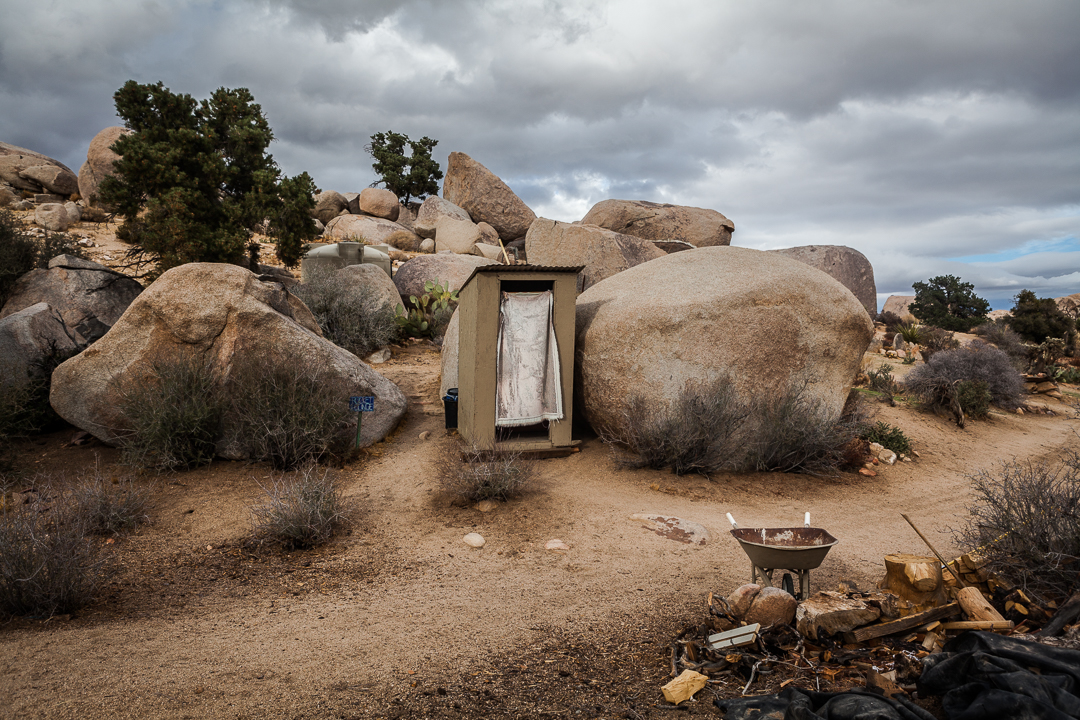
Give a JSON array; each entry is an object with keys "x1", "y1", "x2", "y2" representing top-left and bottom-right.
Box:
[
  {"x1": 707, "y1": 623, "x2": 760, "y2": 651},
  {"x1": 900, "y1": 513, "x2": 967, "y2": 587},
  {"x1": 1038, "y1": 592, "x2": 1080, "y2": 637},
  {"x1": 879, "y1": 553, "x2": 947, "y2": 607},
  {"x1": 939, "y1": 620, "x2": 1014, "y2": 631},
  {"x1": 848, "y1": 603, "x2": 961, "y2": 643},
  {"x1": 796, "y1": 591, "x2": 881, "y2": 641},
  {"x1": 956, "y1": 586, "x2": 1006, "y2": 622}
]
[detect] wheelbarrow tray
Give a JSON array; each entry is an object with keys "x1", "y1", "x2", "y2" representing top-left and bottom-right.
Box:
[{"x1": 730, "y1": 527, "x2": 839, "y2": 571}]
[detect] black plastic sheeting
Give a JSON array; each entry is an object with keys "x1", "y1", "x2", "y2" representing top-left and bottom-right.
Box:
[
  {"x1": 918, "y1": 631, "x2": 1080, "y2": 720},
  {"x1": 715, "y1": 632, "x2": 1080, "y2": 720}
]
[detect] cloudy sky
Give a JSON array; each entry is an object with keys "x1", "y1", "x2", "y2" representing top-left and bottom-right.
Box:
[{"x1": 2, "y1": 0, "x2": 1078, "y2": 309}]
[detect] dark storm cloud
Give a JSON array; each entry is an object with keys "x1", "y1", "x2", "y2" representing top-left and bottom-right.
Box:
[{"x1": 0, "y1": 0, "x2": 1077, "y2": 307}]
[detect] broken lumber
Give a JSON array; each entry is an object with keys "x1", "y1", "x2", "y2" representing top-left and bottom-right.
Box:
[
  {"x1": 879, "y1": 553, "x2": 947, "y2": 607},
  {"x1": 846, "y1": 603, "x2": 961, "y2": 643},
  {"x1": 956, "y1": 586, "x2": 1005, "y2": 622},
  {"x1": 938, "y1": 620, "x2": 1014, "y2": 631},
  {"x1": 796, "y1": 591, "x2": 881, "y2": 641},
  {"x1": 1038, "y1": 592, "x2": 1080, "y2": 637}
]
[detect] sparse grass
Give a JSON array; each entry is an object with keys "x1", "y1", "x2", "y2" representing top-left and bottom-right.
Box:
[
  {"x1": 225, "y1": 355, "x2": 354, "y2": 470},
  {"x1": 250, "y1": 465, "x2": 347, "y2": 550},
  {"x1": 291, "y1": 269, "x2": 401, "y2": 358},
  {"x1": 862, "y1": 421, "x2": 912, "y2": 455},
  {"x1": 0, "y1": 487, "x2": 104, "y2": 618},
  {"x1": 116, "y1": 353, "x2": 225, "y2": 471},
  {"x1": 436, "y1": 442, "x2": 538, "y2": 502},
  {"x1": 956, "y1": 451, "x2": 1080, "y2": 599}
]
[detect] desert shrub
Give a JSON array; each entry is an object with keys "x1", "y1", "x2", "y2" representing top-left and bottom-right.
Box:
[
  {"x1": 1008, "y1": 289, "x2": 1076, "y2": 345},
  {"x1": 974, "y1": 320, "x2": 1028, "y2": 369},
  {"x1": 290, "y1": 270, "x2": 401, "y2": 358},
  {"x1": 607, "y1": 378, "x2": 748, "y2": 475},
  {"x1": 862, "y1": 422, "x2": 911, "y2": 455},
  {"x1": 918, "y1": 327, "x2": 960, "y2": 365},
  {"x1": 250, "y1": 465, "x2": 346, "y2": 550},
  {"x1": 956, "y1": 452, "x2": 1080, "y2": 598},
  {"x1": 955, "y1": 379, "x2": 991, "y2": 419},
  {"x1": 0, "y1": 210, "x2": 88, "y2": 306},
  {"x1": 116, "y1": 354, "x2": 225, "y2": 471},
  {"x1": 0, "y1": 342, "x2": 79, "y2": 452},
  {"x1": 897, "y1": 321, "x2": 922, "y2": 344},
  {"x1": 395, "y1": 279, "x2": 458, "y2": 339},
  {"x1": 903, "y1": 341, "x2": 1025, "y2": 415},
  {"x1": 0, "y1": 491, "x2": 103, "y2": 618},
  {"x1": 225, "y1": 355, "x2": 354, "y2": 470},
  {"x1": 436, "y1": 443, "x2": 538, "y2": 502},
  {"x1": 877, "y1": 311, "x2": 904, "y2": 331},
  {"x1": 866, "y1": 363, "x2": 895, "y2": 394},
  {"x1": 69, "y1": 469, "x2": 152, "y2": 536},
  {"x1": 744, "y1": 384, "x2": 870, "y2": 475},
  {"x1": 1053, "y1": 365, "x2": 1080, "y2": 385}
]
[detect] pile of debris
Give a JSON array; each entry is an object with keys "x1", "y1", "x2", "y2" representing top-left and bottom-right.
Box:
[{"x1": 661, "y1": 553, "x2": 1080, "y2": 712}]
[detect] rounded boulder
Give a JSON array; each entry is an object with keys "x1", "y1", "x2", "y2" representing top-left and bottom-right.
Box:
[{"x1": 574, "y1": 247, "x2": 874, "y2": 438}]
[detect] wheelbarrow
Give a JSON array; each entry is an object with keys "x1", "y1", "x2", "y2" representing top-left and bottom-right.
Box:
[{"x1": 727, "y1": 512, "x2": 838, "y2": 600}]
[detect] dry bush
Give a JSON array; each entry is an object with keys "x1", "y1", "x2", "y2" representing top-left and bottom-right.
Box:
[
  {"x1": 0, "y1": 487, "x2": 104, "y2": 618},
  {"x1": 69, "y1": 468, "x2": 152, "y2": 536},
  {"x1": 436, "y1": 442, "x2": 538, "y2": 502},
  {"x1": 606, "y1": 378, "x2": 747, "y2": 476},
  {"x1": 903, "y1": 341, "x2": 1025, "y2": 415},
  {"x1": 250, "y1": 465, "x2": 347, "y2": 550},
  {"x1": 974, "y1": 320, "x2": 1028, "y2": 369},
  {"x1": 290, "y1": 269, "x2": 401, "y2": 358},
  {"x1": 116, "y1": 353, "x2": 225, "y2": 471},
  {"x1": 956, "y1": 452, "x2": 1080, "y2": 599}
]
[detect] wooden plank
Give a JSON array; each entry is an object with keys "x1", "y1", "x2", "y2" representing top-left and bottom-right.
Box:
[
  {"x1": 848, "y1": 603, "x2": 961, "y2": 643},
  {"x1": 707, "y1": 623, "x2": 760, "y2": 650},
  {"x1": 939, "y1": 620, "x2": 1014, "y2": 631}
]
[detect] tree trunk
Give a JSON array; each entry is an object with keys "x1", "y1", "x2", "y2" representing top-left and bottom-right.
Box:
[{"x1": 879, "y1": 553, "x2": 948, "y2": 608}]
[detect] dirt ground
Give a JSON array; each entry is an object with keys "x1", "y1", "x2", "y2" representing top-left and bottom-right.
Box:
[{"x1": 2, "y1": 215, "x2": 1078, "y2": 719}]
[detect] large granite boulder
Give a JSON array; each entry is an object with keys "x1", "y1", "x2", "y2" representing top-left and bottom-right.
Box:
[
  {"x1": 358, "y1": 188, "x2": 400, "y2": 221},
  {"x1": 1057, "y1": 293, "x2": 1080, "y2": 320},
  {"x1": 313, "y1": 191, "x2": 349, "y2": 225},
  {"x1": 34, "y1": 203, "x2": 72, "y2": 232},
  {"x1": 574, "y1": 247, "x2": 874, "y2": 438},
  {"x1": 881, "y1": 295, "x2": 916, "y2": 322},
  {"x1": 769, "y1": 245, "x2": 877, "y2": 317},
  {"x1": 414, "y1": 196, "x2": 471, "y2": 239},
  {"x1": 333, "y1": 263, "x2": 401, "y2": 313},
  {"x1": 1, "y1": 255, "x2": 143, "y2": 346},
  {"x1": 525, "y1": 218, "x2": 666, "y2": 292},
  {"x1": 393, "y1": 254, "x2": 496, "y2": 303},
  {"x1": 581, "y1": 199, "x2": 734, "y2": 248},
  {"x1": 0, "y1": 302, "x2": 80, "y2": 393},
  {"x1": 78, "y1": 127, "x2": 132, "y2": 208},
  {"x1": 442, "y1": 152, "x2": 535, "y2": 240},
  {"x1": 435, "y1": 216, "x2": 482, "y2": 255},
  {"x1": 324, "y1": 214, "x2": 411, "y2": 246},
  {"x1": 0, "y1": 143, "x2": 79, "y2": 196},
  {"x1": 50, "y1": 263, "x2": 407, "y2": 453}
]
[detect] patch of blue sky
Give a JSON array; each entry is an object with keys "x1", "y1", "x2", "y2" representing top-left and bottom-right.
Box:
[{"x1": 947, "y1": 236, "x2": 1080, "y2": 264}]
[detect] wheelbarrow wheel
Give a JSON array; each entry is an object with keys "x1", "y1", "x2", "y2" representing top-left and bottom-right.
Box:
[{"x1": 782, "y1": 573, "x2": 795, "y2": 597}]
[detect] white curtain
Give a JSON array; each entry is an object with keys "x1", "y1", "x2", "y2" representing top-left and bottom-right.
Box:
[{"x1": 495, "y1": 290, "x2": 563, "y2": 427}]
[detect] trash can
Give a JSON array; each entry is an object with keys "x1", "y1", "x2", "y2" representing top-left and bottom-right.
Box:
[{"x1": 443, "y1": 388, "x2": 459, "y2": 429}]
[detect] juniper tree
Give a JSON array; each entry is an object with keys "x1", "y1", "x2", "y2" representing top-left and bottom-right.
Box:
[
  {"x1": 100, "y1": 81, "x2": 318, "y2": 274},
  {"x1": 910, "y1": 275, "x2": 990, "y2": 332},
  {"x1": 366, "y1": 131, "x2": 443, "y2": 205}
]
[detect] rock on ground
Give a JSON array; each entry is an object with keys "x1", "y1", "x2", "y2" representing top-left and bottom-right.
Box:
[
  {"x1": 1, "y1": 255, "x2": 143, "y2": 346},
  {"x1": 0, "y1": 302, "x2": 80, "y2": 392},
  {"x1": 574, "y1": 246, "x2": 874, "y2": 440},
  {"x1": 881, "y1": 295, "x2": 916, "y2": 322},
  {"x1": 414, "y1": 196, "x2": 471, "y2": 239},
  {"x1": 442, "y1": 152, "x2": 536, "y2": 240},
  {"x1": 324, "y1": 214, "x2": 410, "y2": 246},
  {"x1": 332, "y1": 263, "x2": 402, "y2": 313},
  {"x1": 50, "y1": 263, "x2": 407, "y2": 454},
  {"x1": 525, "y1": 218, "x2": 665, "y2": 292},
  {"x1": 313, "y1": 191, "x2": 349, "y2": 225},
  {"x1": 769, "y1": 245, "x2": 877, "y2": 317},
  {"x1": 34, "y1": 203, "x2": 72, "y2": 232},
  {"x1": 727, "y1": 584, "x2": 762, "y2": 619},
  {"x1": 435, "y1": 216, "x2": 482, "y2": 255},
  {"x1": 581, "y1": 199, "x2": 734, "y2": 247},
  {"x1": 744, "y1": 587, "x2": 798, "y2": 627},
  {"x1": 795, "y1": 591, "x2": 881, "y2": 640},
  {"x1": 393, "y1": 254, "x2": 496, "y2": 303},
  {"x1": 629, "y1": 514, "x2": 711, "y2": 545},
  {"x1": 358, "y1": 188, "x2": 400, "y2": 221}
]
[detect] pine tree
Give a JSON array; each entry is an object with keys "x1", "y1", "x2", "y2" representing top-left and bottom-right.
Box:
[
  {"x1": 910, "y1": 275, "x2": 991, "y2": 332},
  {"x1": 100, "y1": 81, "x2": 318, "y2": 274},
  {"x1": 366, "y1": 131, "x2": 443, "y2": 205}
]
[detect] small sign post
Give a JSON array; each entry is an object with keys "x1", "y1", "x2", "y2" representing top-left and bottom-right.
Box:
[{"x1": 350, "y1": 396, "x2": 375, "y2": 448}]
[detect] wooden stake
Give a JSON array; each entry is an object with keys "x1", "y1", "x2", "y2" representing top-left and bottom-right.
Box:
[{"x1": 900, "y1": 513, "x2": 967, "y2": 588}]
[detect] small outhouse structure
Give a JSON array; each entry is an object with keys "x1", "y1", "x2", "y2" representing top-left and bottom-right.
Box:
[{"x1": 455, "y1": 264, "x2": 584, "y2": 453}]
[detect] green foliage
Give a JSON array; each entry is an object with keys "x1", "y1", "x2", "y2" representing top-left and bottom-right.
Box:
[
  {"x1": 291, "y1": 270, "x2": 401, "y2": 358},
  {"x1": 955, "y1": 379, "x2": 991, "y2": 418},
  {"x1": 1052, "y1": 365, "x2": 1080, "y2": 385},
  {"x1": 395, "y1": 279, "x2": 458, "y2": 338},
  {"x1": 366, "y1": 131, "x2": 443, "y2": 205},
  {"x1": 1008, "y1": 289, "x2": 1076, "y2": 345},
  {"x1": 862, "y1": 422, "x2": 911, "y2": 455},
  {"x1": 866, "y1": 363, "x2": 895, "y2": 393},
  {"x1": 897, "y1": 321, "x2": 922, "y2": 344},
  {"x1": 100, "y1": 80, "x2": 318, "y2": 275},
  {"x1": 910, "y1": 275, "x2": 990, "y2": 332},
  {"x1": 919, "y1": 327, "x2": 961, "y2": 365},
  {"x1": 250, "y1": 466, "x2": 347, "y2": 550},
  {"x1": 116, "y1": 353, "x2": 225, "y2": 471}
]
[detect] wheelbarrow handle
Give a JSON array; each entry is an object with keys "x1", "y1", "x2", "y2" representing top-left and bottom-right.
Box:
[
  {"x1": 726, "y1": 513, "x2": 738, "y2": 529},
  {"x1": 805, "y1": 512, "x2": 810, "y2": 528}
]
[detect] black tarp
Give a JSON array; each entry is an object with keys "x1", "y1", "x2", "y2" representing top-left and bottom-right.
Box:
[{"x1": 715, "y1": 632, "x2": 1080, "y2": 720}]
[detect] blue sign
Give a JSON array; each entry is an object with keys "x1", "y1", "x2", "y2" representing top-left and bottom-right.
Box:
[{"x1": 350, "y1": 396, "x2": 375, "y2": 412}]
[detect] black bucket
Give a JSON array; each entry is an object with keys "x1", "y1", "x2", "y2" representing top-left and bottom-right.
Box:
[{"x1": 443, "y1": 388, "x2": 459, "y2": 429}]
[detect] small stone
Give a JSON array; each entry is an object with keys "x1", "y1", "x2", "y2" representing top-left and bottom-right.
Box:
[
  {"x1": 859, "y1": 468, "x2": 877, "y2": 477},
  {"x1": 726, "y1": 584, "x2": 762, "y2": 619},
  {"x1": 902, "y1": 457, "x2": 912, "y2": 463},
  {"x1": 878, "y1": 449, "x2": 897, "y2": 465},
  {"x1": 418, "y1": 431, "x2": 431, "y2": 440},
  {"x1": 745, "y1": 586, "x2": 798, "y2": 627},
  {"x1": 463, "y1": 532, "x2": 485, "y2": 548},
  {"x1": 365, "y1": 348, "x2": 391, "y2": 364},
  {"x1": 475, "y1": 500, "x2": 498, "y2": 512},
  {"x1": 545, "y1": 539, "x2": 570, "y2": 551},
  {"x1": 1015, "y1": 407, "x2": 1024, "y2": 415}
]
